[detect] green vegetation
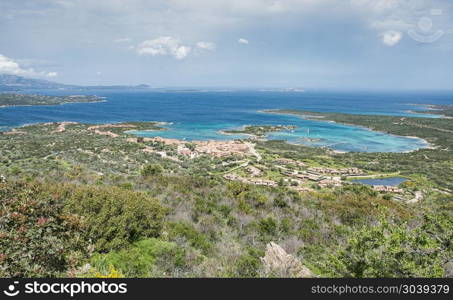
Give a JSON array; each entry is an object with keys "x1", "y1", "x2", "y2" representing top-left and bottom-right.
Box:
[
  {"x1": 411, "y1": 105, "x2": 453, "y2": 118},
  {"x1": 89, "y1": 238, "x2": 185, "y2": 277},
  {"x1": 0, "y1": 181, "x2": 166, "y2": 277},
  {"x1": 326, "y1": 212, "x2": 452, "y2": 277},
  {"x1": 224, "y1": 125, "x2": 297, "y2": 138},
  {"x1": 0, "y1": 93, "x2": 102, "y2": 107},
  {"x1": 0, "y1": 109, "x2": 452, "y2": 278}
]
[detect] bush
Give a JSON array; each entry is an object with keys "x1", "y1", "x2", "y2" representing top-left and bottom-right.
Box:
[
  {"x1": 89, "y1": 238, "x2": 185, "y2": 277},
  {"x1": 0, "y1": 181, "x2": 88, "y2": 277},
  {"x1": 234, "y1": 247, "x2": 264, "y2": 277},
  {"x1": 259, "y1": 217, "x2": 277, "y2": 237},
  {"x1": 325, "y1": 213, "x2": 452, "y2": 277},
  {"x1": 62, "y1": 184, "x2": 167, "y2": 252},
  {"x1": 237, "y1": 189, "x2": 268, "y2": 208},
  {"x1": 166, "y1": 222, "x2": 213, "y2": 255},
  {"x1": 141, "y1": 164, "x2": 163, "y2": 177}
]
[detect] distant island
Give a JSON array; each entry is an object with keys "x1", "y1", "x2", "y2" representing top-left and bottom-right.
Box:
[
  {"x1": 223, "y1": 125, "x2": 297, "y2": 138},
  {"x1": 0, "y1": 93, "x2": 104, "y2": 107}
]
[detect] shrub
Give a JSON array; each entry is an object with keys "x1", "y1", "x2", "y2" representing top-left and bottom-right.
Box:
[
  {"x1": 62, "y1": 184, "x2": 167, "y2": 252},
  {"x1": 0, "y1": 181, "x2": 88, "y2": 277},
  {"x1": 325, "y1": 213, "x2": 452, "y2": 277},
  {"x1": 89, "y1": 238, "x2": 185, "y2": 277},
  {"x1": 234, "y1": 247, "x2": 264, "y2": 278},
  {"x1": 259, "y1": 217, "x2": 278, "y2": 237},
  {"x1": 236, "y1": 189, "x2": 268, "y2": 211},
  {"x1": 166, "y1": 222, "x2": 212, "y2": 255},
  {"x1": 141, "y1": 164, "x2": 163, "y2": 177},
  {"x1": 273, "y1": 197, "x2": 288, "y2": 208}
]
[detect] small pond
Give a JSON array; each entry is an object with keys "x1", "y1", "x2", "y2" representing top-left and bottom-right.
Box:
[{"x1": 351, "y1": 177, "x2": 408, "y2": 186}]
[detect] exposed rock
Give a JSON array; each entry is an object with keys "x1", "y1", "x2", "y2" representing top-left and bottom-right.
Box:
[
  {"x1": 261, "y1": 242, "x2": 315, "y2": 278},
  {"x1": 444, "y1": 260, "x2": 453, "y2": 278}
]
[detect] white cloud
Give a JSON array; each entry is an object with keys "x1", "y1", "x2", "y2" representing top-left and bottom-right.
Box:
[
  {"x1": 238, "y1": 38, "x2": 249, "y2": 44},
  {"x1": 137, "y1": 36, "x2": 192, "y2": 60},
  {"x1": 196, "y1": 41, "x2": 216, "y2": 50},
  {"x1": 137, "y1": 37, "x2": 215, "y2": 59},
  {"x1": 46, "y1": 72, "x2": 58, "y2": 77},
  {"x1": 0, "y1": 54, "x2": 58, "y2": 77},
  {"x1": 380, "y1": 30, "x2": 403, "y2": 47}
]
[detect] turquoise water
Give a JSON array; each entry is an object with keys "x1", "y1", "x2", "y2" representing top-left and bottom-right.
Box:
[
  {"x1": 1, "y1": 89, "x2": 451, "y2": 152},
  {"x1": 351, "y1": 177, "x2": 408, "y2": 186},
  {"x1": 132, "y1": 112, "x2": 429, "y2": 152}
]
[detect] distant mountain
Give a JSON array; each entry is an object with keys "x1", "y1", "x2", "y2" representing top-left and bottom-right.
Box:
[
  {"x1": 0, "y1": 74, "x2": 72, "y2": 90},
  {"x1": 78, "y1": 84, "x2": 152, "y2": 90},
  {"x1": 0, "y1": 74, "x2": 151, "y2": 91}
]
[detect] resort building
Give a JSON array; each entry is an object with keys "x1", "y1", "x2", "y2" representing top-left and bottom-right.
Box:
[{"x1": 372, "y1": 185, "x2": 403, "y2": 194}]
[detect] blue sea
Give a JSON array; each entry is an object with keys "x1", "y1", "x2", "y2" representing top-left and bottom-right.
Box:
[{"x1": 1, "y1": 89, "x2": 452, "y2": 152}]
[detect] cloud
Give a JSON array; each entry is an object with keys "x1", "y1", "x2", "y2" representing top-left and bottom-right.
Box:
[
  {"x1": 196, "y1": 41, "x2": 216, "y2": 50},
  {"x1": 46, "y1": 72, "x2": 58, "y2": 77},
  {"x1": 137, "y1": 36, "x2": 192, "y2": 60},
  {"x1": 137, "y1": 37, "x2": 215, "y2": 59},
  {"x1": 0, "y1": 54, "x2": 58, "y2": 77},
  {"x1": 238, "y1": 38, "x2": 249, "y2": 44},
  {"x1": 380, "y1": 30, "x2": 403, "y2": 47}
]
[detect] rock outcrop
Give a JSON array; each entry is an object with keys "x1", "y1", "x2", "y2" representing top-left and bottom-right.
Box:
[{"x1": 261, "y1": 242, "x2": 315, "y2": 278}]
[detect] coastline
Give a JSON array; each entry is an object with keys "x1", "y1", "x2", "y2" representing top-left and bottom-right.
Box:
[
  {"x1": 1, "y1": 105, "x2": 437, "y2": 154},
  {"x1": 263, "y1": 109, "x2": 433, "y2": 153},
  {"x1": 0, "y1": 99, "x2": 106, "y2": 109},
  {"x1": 1, "y1": 120, "x2": 168, "y2": 134}
]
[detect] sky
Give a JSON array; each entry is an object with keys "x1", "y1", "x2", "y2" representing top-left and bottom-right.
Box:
[{"x1": 0, "y1": 0, "x2": 452, "y2": 90}]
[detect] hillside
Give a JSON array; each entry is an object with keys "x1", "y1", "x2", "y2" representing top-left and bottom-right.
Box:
[{"x1": 0, "y1": 112, "x2": 452, "y2": 278}]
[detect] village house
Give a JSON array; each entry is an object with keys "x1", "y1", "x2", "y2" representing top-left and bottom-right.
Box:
[
  {"x1": 307, "y1": 167, "x2": 363, "y2": 176},
  {"x1": 248, "y1": 178, "x2": 277, "y2": 187},
  {"x1": 223, "y1": 173, "x2": 277, "y2": 187},
  {"x1": 275, "y1": 158, "x2": 306, "y2": 167},
  {"x1": 318, "y1": 179, "x2": 342, "y2": 188},
  {"x1": 372, "y1": 185, "x2": 403, "y2": 193}
]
